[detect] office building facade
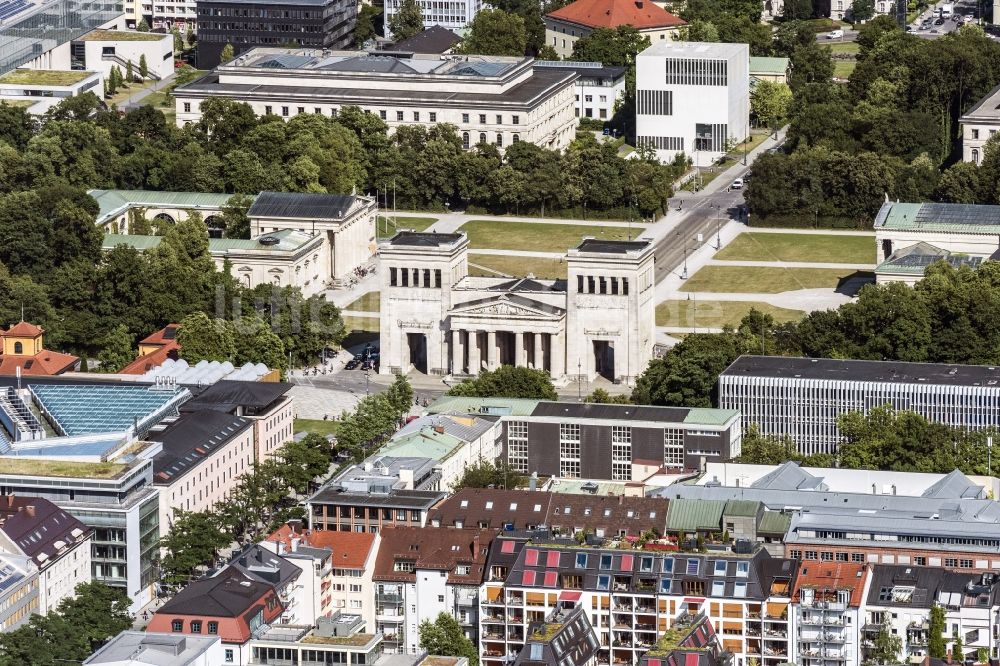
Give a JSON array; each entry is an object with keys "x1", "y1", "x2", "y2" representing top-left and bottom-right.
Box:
[
  {"x1": 635, "y1": 41, "x2": 749, "y2": 164},
  {"x1": 383, "y1": 0, "x2": 480, "y2": 37},
  {"x1": 719, "y1": 355, "x2": 1000, "y2": 455}
]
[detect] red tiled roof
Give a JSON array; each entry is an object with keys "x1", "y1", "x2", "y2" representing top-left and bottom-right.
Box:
[
  {"x1": 119, "y1": 341, "x2": 179, "y2": 375},
  {"x1": 791, "y1": 562, "x2": 869, "y2": 607},
  {"x1": 265, "y1": 525, "x2": 377, "y2": 569},
  {"x1": 373, "y1": 525, "x2": 497, "y2": 584},
  {"x1": 546, "y1": 0, "x2": 686, "y2": 30},
  {"x1": 2, "y1": 322, "x2": 43, "y2": 338},
  {"x1": 0, "y1": 351, "x2": 78, "y2": 376},
  {"x1": 140, "y1": 324, "x2": 181, "y2": 346}
]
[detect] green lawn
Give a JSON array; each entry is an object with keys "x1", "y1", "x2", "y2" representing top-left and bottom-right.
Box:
[
  {"x1": 0, "y1": 69, "x2": 92, "y2": 86},
  {"x1": 344, "y1": 291, "x2": 381, "y2": 312},
  {"x1": 715, "y1": 232, "x2": 875, "y2": 264},
  {"x1": 343, "y1": 315, "x2": 380, "y2": 333},
  {"x1": 458, "y1": 220, "x2": 637, "y2": 252},
  {"x1": 656, "y1": 299, "x2": 806, "y2": 328},
  {"x1": 108, "y1": 78, "x2": 158, "y2": 106},
  {"x1": 679, "y1": 266, "x2": 869, "y2": 293},
  {"x1": 469, "y1": 253, "x2": 568, "y2": 279},
  {"x1": 827, "y1": 42, "x2": 860, "y2": 55},
  {"x1": 377, "y1": 216, "x2": 437, "y2": 238},
  {"x1": 294, "y1": 418, "x2": 339, "y2": 438},
  {"x1": 833, "y1": 60, "x2": 856, "y2": 79}
]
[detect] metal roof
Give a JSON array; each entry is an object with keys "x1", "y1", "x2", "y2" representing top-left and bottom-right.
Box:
[
  {"x1": 426, "y1": 396, "x2": 541, "y2": 417},
  {"x1": 247, "y1": 191, "x2": 357, "y2": 220},
  {"x1": 723, "y1": 499, "x2": 760, "y2": 517},
  {"x1": 88, "y1": 189, "x2": 240, "y2": 226},
  {"x1": 874, "y1": 200, "x2": 1000, "y2": 234},
  {"x1": 749, "y1": 56, "x2": 790, "y2": 76},
  {"x1": 665, "y1": 498, "x2": 726, "y2": 532}
]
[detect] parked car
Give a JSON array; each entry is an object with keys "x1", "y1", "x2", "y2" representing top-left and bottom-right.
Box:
[
  {"x1": 731, "y1": 178, "x2": 744, "y2": 190},
  {"x1": 827, "y1": 29, "x2": 844, "y2": 38},
  {"x1": 934, "y1": 17, "x2": 946, "y2": 24},
  {"x1": 345, "y1": 358, "x2": 360, "y2": 370}
]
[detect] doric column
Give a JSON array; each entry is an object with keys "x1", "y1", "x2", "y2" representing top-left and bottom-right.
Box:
[
  {"x1": 550, "y1": 332, "x2": 565, "y2": 378},
  {"x1": 451, "y1": 330, "x2": 463, "y2": 375},
  {"x1": 468, "y1": 331, "x2": 481, "y2": 374},
  {"x1": 533, "y1": 333, "x2": 543, "y2": 370},
  {"x1": 487, "y1": 331, "x2": 498, "y2": 370},
  {"x1": 514, "y1": 331, "x2": 525, "y2": 367}
]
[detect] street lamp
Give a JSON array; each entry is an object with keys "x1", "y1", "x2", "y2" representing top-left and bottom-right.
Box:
[
  {"x1": 714, "y1": 205, "x2": 723, "y2": 250},
  {"x1": 577, "y1": 359, "x2": 582, "y2": 401},
  {"x1": 681, "y1": 240, "x2": 689, "y2": 280}
]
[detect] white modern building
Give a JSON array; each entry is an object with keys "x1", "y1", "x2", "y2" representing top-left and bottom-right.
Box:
[
  {"x1": 173, "y1": 49, "x2": 579, "y2": 151},
  {"x1": 718, "y1": 355, "x2": 1000, "y2": 455},
  {"x1": 873, "y1": 201, "x2": 1000, "y2": 284},
  {"x1": 535, "y1": 60, "x2": 626, "y2": 121},
  {"x1": 83, "y1": 632, "x2": 225, "y2": 666},
  {"x1": 72, "y1": 30, "x2": 174, "y2": 82},
  {"x1": 635, "y1": 41, "x2": 750, "y2": 164},
  {"x1": 378, "y1": 231, "x2": 656, "y2": 384},
  {"x1": 384, "y1": 0, "x2": 480, "y2": 37},
  {"x1": 0, "y1": 69, "x2": 102, "y2": 114}
]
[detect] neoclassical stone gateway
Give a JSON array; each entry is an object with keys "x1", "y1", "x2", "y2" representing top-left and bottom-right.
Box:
[{"x1": 378, "y1": 232, "x2": 656, "y2": 383}]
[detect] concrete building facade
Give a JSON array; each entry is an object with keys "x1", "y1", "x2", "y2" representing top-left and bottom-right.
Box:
[
  {"x1": 635, "y1": 41, "x2": 750, "y2": 165},
  {"x1": 173, "y1": 50, "x2": 579, "y2": 151},
  {"x1": 535, "y1": 60, "x2": 626, "y2": 121},
  {"x1": 72, "y1": 30, "x2": 174, "y2": 82},
  {"x1": 378, "y1": 232, "x2": 656, "y2": 384}
]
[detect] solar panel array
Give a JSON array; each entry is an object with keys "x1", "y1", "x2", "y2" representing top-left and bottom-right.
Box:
[
  {"x1": 0, "y1": 0, "x2": 29, "y2": 22},
  {"x1": 891, "y1": 253, "x2": 983, "y2": 269},
  {"x1": 917, "y1": 203, "x2": 1000, "y2": 228},
  {"x1": 30, "y1": 385, "x2": 186, "y2": 437}
]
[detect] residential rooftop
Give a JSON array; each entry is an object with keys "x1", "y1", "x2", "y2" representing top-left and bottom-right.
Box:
[
  {"x1": 83, "y1": 632, "x2": 221, "y2": 665},
  {"x1": 749, "y1": 56, "x2": 790, "y2": 76},
  {"x1": 0, "y1": 69, "x2": 94, "y2": 86},
  {"x1": 721, "y1": 354, "x2": 1000, "y2": 388},
  {"x1": 80, "y1": 29, "x2": 169, "y2": 41}
]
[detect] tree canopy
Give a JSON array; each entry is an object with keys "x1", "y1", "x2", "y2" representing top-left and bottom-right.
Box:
[
  {"x1": 389, "y1": 0, "x2": 423, "y2": 40},
  {"x1": 447, "y1": 365, "x2": 558, "y2": 400},
  {"x1": 419, "y1": 613, "x2": 479, "y2": 666},
  {"x1": 456, "y1": 8, "x2": 527, "y2": 56}
]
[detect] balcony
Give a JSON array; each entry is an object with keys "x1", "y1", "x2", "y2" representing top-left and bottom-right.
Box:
[
  {"x1": 507, "y1": 594, "x2": 524, "y2": 605},
  {"x1": 801, "y1": 600, "x2": 847, "y2": 611},
  {"x1": 507, "y1": 614, "x2": 523, "y2": 624},
  {"x1": 764, "y1": 629, "x2": 788, "y2": 639},
  {"x1": 482, "y1": 614, "x2": 505, "y2": 624},
  {"x1": 377, "y1": 593, "x2": 403, "y2": 604},
  {"x1": 483, "y1": 630, "x2": 505, "y2": 641}
]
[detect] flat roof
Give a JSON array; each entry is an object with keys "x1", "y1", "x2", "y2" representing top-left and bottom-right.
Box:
[
  {"x1": 639, "y1": 40, "x2": 748, "y2": 60},
  {"x1": 247, "y1": 191, "x2": 358, "y2": 220},
  {"x1": 79, "y1": 29, "x2": 168, "y2": 41},
  {"x1": 231, "y1": 50, "x2": 525, "y2": 77},
  {"x1": 0, "y1": 69, "x2": 93, "y2": 86},
  {"x1": 30, "y1": 384, "x2": 189, "y2": 436},
  {"x1": 534, "y1": 60, "x2": 626, "y2": 80},
  {"x1": 721, "y1": 354, "x2": 1000, "y2": 387},
  {"x1": 530, "y1": 401, "x2": 737, "y2": 425},
  {"x1": 83, "y1": 632, "x2": 221, "y2": 665},
  {"x1": 574, "y1": 238, "x2": 650, "y2": 254},
  {"x1": 0, "y1": 457, "x2": 127, "y2": 479},
  {"x1": 308, "y1": 487, "x2": 445, "y2": 508},
  {"x1": 385, "y1": 231, "x2": 464, "y2": 247}
]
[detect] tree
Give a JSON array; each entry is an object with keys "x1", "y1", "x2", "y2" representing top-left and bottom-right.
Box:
[
  {"x1": 928, "y1": 604, "x2": 947, "y2": 659},
  {"x1": 125, "y1": 59, "x2": 134, "y2": 84},
  {"x1": 389, "y1": 0, "x2": 423, "y2": 41},
  {"x1": 172, "y1": 27, "x2": 183, "y2": 52},
  {"x1": 385, "y1": 374, "x2": 414, "y2": 414},
  {"x1": 735, "y1": 425, "x2": 799, "y2": 465},
  {"x1": 354, "y1": 4, "x2": 382, "y2": 47},
  {"x1": 419, "y1": 613, "x2": 478, "y2": 666},
  {"x1": 585, "y1": 387, "x2": 632, "y2": 404},
  {"x1": 570, "y1": 26, "x2": 650, "y2": 68},
  {"x1": 97, "y1": 323, "x2": 134, "y2": 372},
  {"x1": 451, "y1": 459, "x2": 525, "y2": 490},
  {"x1": 865, "y1": 616, "x2": 902, "y2": 666},
  {"x1": 231, "y1": 315, "x2": 288, "y2": 371},
  {"x1": 177, "y1": 311, "x2": 236, "y2": 363},
  {"x1": 455, "y1": 8, "x2": 527, "y2": 56},
  {"x1": 139, "y1": 54, "x2": 148, "y2": 80},
  {"x1": 221, "y1": 193, "x2": 253, "y2": 238},
  {"x1": 220, "y1": 43, "x2": 235, "y2": 64},
  {"x1": 159, "y1": 509, "x2": 231, "y2": 585},
  {"x1": 750, "y1": 80, "x2": 792, "y2": 129},
  {"x1": 106, "y1": 67, "x2": 118, "y2": 96},
  {"x1": 851, "y1": 0, "x2": 876, "y2": 21},
  {"x1": 952, "y1": 630, "x2": 964, "y2": 663},
  {"x1": 137, "y1": 17, "x2": 150, "y2": 31},
  {"x1": 447, "y1": 365, "x2": 558, "y2": 400},
  {"x1": 278, "y1": 434, "x2": 332, "y2": 493}
]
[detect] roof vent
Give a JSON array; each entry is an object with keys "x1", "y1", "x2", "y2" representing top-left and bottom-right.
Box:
[{"x1": 258, "y1": 236, "x2": 280, "y2": 246}]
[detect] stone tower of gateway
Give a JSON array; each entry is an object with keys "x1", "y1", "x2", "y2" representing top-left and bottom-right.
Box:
[{"x1": 377, "y1": 231, "x2": 655, "y2": 384}]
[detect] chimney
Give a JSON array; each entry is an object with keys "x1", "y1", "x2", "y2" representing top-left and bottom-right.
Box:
[
  {"x1": 619, "y1": 494, "x2": 624, "y2": 505},
  {"x1": 277, "y1": 542, "x2": 286, "y2": 555},
  {"x1": 291, "y1": 536, "x2": 301, "y2": 553},
  {"x1": 434, "y1": 424, "x2": 445, "y2": 434},
  {"x1": 24, "y1": 506, "x2": 34, "y2": 518},
  {"x1": 473, "y1": 533, "x2": 480, "y2": 557}
]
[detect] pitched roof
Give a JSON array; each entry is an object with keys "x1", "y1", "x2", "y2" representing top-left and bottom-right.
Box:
[
  {"x1": 791, "y1": 561, "x2": 868, "y2": 607},
  {"x1": 665, "y1": 498, "x2": 726, "y2": 532},
  {"x1": 118, "y1": 341, "x2": 179, "y2": 375},
  {"x1": 0, "y1": 496, "x2": 91, "y2": 568},
  {"x1": 248, "y1": 191, "x2": 357, "y2": 220},
  {"x1": 265, "y1": 525, "x2": 377, "y2": 569},
  {"x1": 228, "y1": 544, "x2": 301, "y2": 590},
  {"x1": 181, "y1": 380, "x2": 291, "y2": 413},
  {"x1": 2, "y1": 322, "x2": 42, "y2": 337},
  {"x1": 140, "y1": 325, "x2": 181, "y2": 346},
  {"x1": 150, "y1": 410, "x2": 253, "y2": 483},
  {"x1": 546, "y1": 0, "x2": 685, "y2": 30},
  {"x1": 385, "y1": 25, "x2": 462, "y2": 53},
  {"x1": 0, "y1": 351, "x2": 78, "y2": 376},
  {"x1": 155, "y1": 568, "x2": 278, "y2": 618},
  {"x1": 373, "y1": 525, "x2": 496, "y2": 584}
]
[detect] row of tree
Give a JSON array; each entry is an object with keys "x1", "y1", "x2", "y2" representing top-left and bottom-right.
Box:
[
  {"x1": 334, "y1": 375, "x2": 414, "y2": 460},
  {"x1": 633, "y1": 260, "x2": 1000, "y2": 408}
]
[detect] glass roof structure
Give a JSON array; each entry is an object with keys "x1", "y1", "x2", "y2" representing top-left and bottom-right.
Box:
[{"x1": 29, "y1": 384, "x2": 190, "y2": 437}]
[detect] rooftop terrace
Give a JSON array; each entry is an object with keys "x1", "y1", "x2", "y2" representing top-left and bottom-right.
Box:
[{"x1": 0, "y1": 69, "x2": 92, "y2": 86}]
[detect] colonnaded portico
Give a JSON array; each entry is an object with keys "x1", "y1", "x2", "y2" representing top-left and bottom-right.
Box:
[{"x1": 377, "y1": 231, "x2": 656, "y2": 384}]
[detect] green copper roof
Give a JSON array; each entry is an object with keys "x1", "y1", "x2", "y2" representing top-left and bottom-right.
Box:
[
  {"x1": 875, "y1": 201, "x2": 1000, "y2": 235},
  {"x1": 102, "y1": 229, "x2": 317, "y2": 254},
  {"x1": 102, "y1": 234, "x2": 163, "y2": 251},
  {"x1": 378, "y1": 428, "x2": 464, "y2": 462},
  {"x1": 723, "y1": 499, "x2": 760, "y2": 517},
  {"x1": 426, "y1": 396, "x2": 541, "y2": 417},
  {"x1": 749, "y1": 56, "x2": 789, "y2": 76},
  {"x1": 684, "y1": 407, "x2": 739, "y2": 426},
  {"x1": 89, "y1": 189, "x2": 248, "y2": 226},
  {"x1": 758, "y1": 510, "x2": 792, "y2": 535},
  {"x1": 665, "y1": 498, "x2": 726, "y2": 532}
]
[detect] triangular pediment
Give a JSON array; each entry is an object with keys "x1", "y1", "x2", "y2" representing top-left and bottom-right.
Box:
[{"x1": 449, "y1": 294, "x2": 564, "y2": 319}]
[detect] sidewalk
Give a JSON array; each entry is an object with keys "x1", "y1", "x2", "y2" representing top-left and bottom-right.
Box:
[
  {"x1": 118, "y1": 72, "x2": 176, "y2": 109},
  {"x1": 708, "y1": 259, "x2": 874, "y2": 270}
]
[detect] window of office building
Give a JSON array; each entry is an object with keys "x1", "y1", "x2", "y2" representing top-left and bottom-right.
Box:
[
  {"x1": 559, "y1": 423, "x2": 581, "y2": 478},
  {"x1": 508, "y1": 421, "x2": 528, "y2": 473},
  {"x1": 612, "y1": 426, "x2": 631, "y2": 481},
  {"x1": 664, "y1": 428, "x2": 684, "y2": 467}
]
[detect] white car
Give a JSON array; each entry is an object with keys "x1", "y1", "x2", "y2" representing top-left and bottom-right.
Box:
[
  {"x1": 827, "y1": 29, "x2": 844, "y2": 39},
  {"x1": 731, "y1": 178, "x2": 744, "y2": 190}
]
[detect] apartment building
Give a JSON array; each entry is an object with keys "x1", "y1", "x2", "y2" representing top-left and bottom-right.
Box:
[
  {"x1": 308, "y1": 456, "x2": 446, "y2": 532},
  {"x1": 719, "y1": 355, "x2": 1000, "y2": 455},
  {"x1": 861, "y1": 566, "x2": 1000, "y2": 663},
  {"x1": 150, "y1": 410, "x2": 256, "y2": 533},
  {"x1": 373, "y1": 526, "x2": 496, "y2": 654},
  {"x1": 84, "y1": 632, "x2": 225, "y2": 665},
  {"x1": 249, "y1": 613, "x2": 385, "y2": 666},
  {"x1": 173, "y1": 50, "x2": 579, "y2": 151},
  {"x1": 429, "y1": 488, "x2": 668, "y2": 538},
  {"x1": 534, "y1": 60, "x2": 626, "y2": 121},
  {"x1": 383, "y1": 0, "x2": 480, "y2": 37},
  {"x1": 427, "y1": 396, "x2": 742, "y2": 478},
  {"x1": 635, "y1": 41, "x2": 750, "y2": 164},
  {"x1": 0, "y1": 553, "x2": 37, "y2": 631},
  {"x1": 480, "y1": 533, "x2": 798, "y2": 666},
  {"x1": 0, "y1": 496, "x2": 92, "y2": 614},
  {"x1": 670, "y1": 464, "x2": 1000, "y2": 573},
  {"x1": 197, "y1": 0, "x2": 357, "y2": 68},
  {"x1": 226, "y1": 544, "x2": 309, "y2": 626},
  {"x1": 262, "y1": 522, "x2": 379, "y2": 630},
  {"x1": 790, "y1": 562, "x2": 872, "y2": 666},
  {"x1": 180, "y1": 380, "x2": 294, "y2": 462}
]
